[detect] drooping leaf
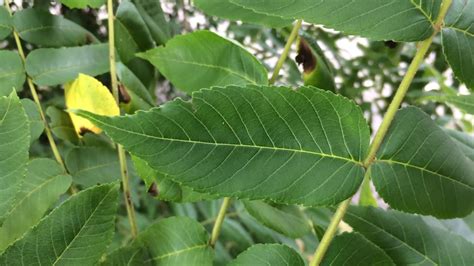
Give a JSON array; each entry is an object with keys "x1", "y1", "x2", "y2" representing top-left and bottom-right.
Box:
[
  {"x1": 46, "y1": 106, "x2": 79, "y2": 144},
  {"x1": 76, "y1": 85, "x2": 370, "y2": 206},
  {"x1": 25, "y1": 44, "x2": 109, "y2": 86},
  {"x1": 344, "y1": 206, "x2": 474, "y2": 265},
  {"x1": 0, "y1": 183, "x2": 119, "y2": 265},
  {"x1": 231, "y1": 0, "x2": 441, "y2": 41},
  {"x1": 0, "y1": 159, "x2": 71, "y2": 251},
  {"x1": 442, "y1": 0, "x2": 474, "y2": 89},
  {"x1": 0, "y1": 50, "x2": 25, "y2": 96},
  {"x1": 446, "y1": 129, "x2": 474, "y2": 161},
  {"x1": 321, "y1": 232, "x2": 395, "y2": 265},
  {"x1": 21, "y1": 99, "x2": 44, "y2": 143},
  {"x1": 243, "y1": 200, "x2": 311, "y2": 238},
  {"x1": 65, "y1": 73, "x2": 119, "y2": 136},
  {"x1": 371, "y1": 107, "x2": 474, "y2": 218},
  {"x1": 0, "y1": 91, "x2": 29, "y2": 222},
  {"x1": 139, "y1": 31, "x2": 268, "y2": 93},
  {"x1": 228, "y1": 244, "x2": 305, "y2": 266},
  {"x1": 13, "y1": 8, "x2": 98, "y2": 47},
  {"x1": 102, "y1": 216, "x2": 213, "y2": 266},
  {"x1": 0, "y1": 6, "x2": 11, "y2": 40},
  {"x1": 59, "y1": 0, "x2": 105, "y2": 9},
  {"x1": 424, "y1": 93, "x2": 474, "y2": 114},
  {"x1": 194, "y1": 0, "x2": 292, "y2": 28},
  {"x1": 133, "y1": 0, "x2": 171, "y2": 45},
  {"x1": 116, "y1": 62, "x2": 155, "y2": 112}
]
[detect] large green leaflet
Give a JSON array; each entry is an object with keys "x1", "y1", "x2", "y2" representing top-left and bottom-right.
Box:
[
  {"x1": 76, "y1": 85, "x2": 370, "y2": 206},
  {"x1": 231, "y1": 0, "x2": 441, "y2": 41},
  {"x1": 103, "y1": 217, "x2": 213, "y2": 265},
  {"x1": 139, "y1": 31, "x2": 268, "y2": 93},
  {"x1": 13, "y1": 8, "x2": 98, "y2": 47},
  {"x1": 372, "y1": 107, "x2": 474, "y2": 218},
  {"x1": 0, "y1": 159, "x2": 71, "y2": 251},
  {"x1": 0, "y1": 51, "x2": 25, "y2": 96},
  {"x1": 321, "y1": 232, "x2": 394, "y2": 265},
  {"x1": 344, "y1": 206, "x2": 474, "y2": 265},
  {"x1": 442, "y1": 0, "x2": 474, "y2": 89},
  {"x1": 133, "y1": 0, "x2": 171, "y2": 45},
  {"x1": 25, "y1": 44, "x2": 109, "y2": 86},
  {"x1": 0, "y1": 92, "x2": 29, "y2": 222},
  {"x1": 0, "y1": 183, "x2": 119, "y2": 265},
  {"x1": 228, "y1": 244, "x2": 304, "y2": 266},
  {"x1": 0, "y1": 6, "x2": 11, "y2": 40},
  {"x1": 194, "y1": 0, "x2": 292, "y2": 28}
]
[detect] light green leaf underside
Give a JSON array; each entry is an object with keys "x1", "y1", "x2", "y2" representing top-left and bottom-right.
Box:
[
  {"x1": 231, "y1": 0, "x2": 440, "y2": 41},
  {"x1": 139, "y1": 30, "x2": 268, "y2": 94},
  {"x1": 344, "y1": 206, "x2": 474, "y2": 265},
  {"x1": 0, "y1": 158, "x2": 71, "y2": 251},
  {"x1": 424, "y1": 93, "x2": 474, "y2": 114},
  {"x1": 59, "y1": 0, "x2": 105, "y2": 9},
  {"x1": 372, "y1": 107, "x2": 474, "y2": 218},
  {"x1": 76, "y1": 85, "x2": 370, "y2": 206},
  {"x1": 102, "y1": 216, "x2": 213, "y2": 266},
  {"x1": 0, "y1": 92, "x2": 29, "y2": 222},
  {"x1": 229, "y1": 244, "x2": 304, "y2": 266},
  {"x1": 13, "y1": 8, "x2": 98, "y2": 47},
  {"x1": 116, "y1": 62, "x2": 155, "y2": 112},
  {"x1": 0, "y1": 51, "x2": 25, "y2": 96},
  {"x1": 25, "y1": 44, "x2": 109, "y2": 86},
  {"x1": 0, "y1": 6, "x2": 11, "y2": 40},
  {"x1": 446, "y1": 129, "x2": 474, "y2": 161},
  {"x1": 442, "y1": 0, "x2": 474, "y2": 90},
  {"x1": 243, "y1": 200, "x2": 311, "y2": 238},
  {"x1": 0, "y1": 183, "x2": 119, "y2": 265},
  {"x1": 194, "y1": 0, "x2": 292, "y2": 28},
  {"x1": 21, "y1": 99, "x2": 44, "y2": 143},
  {"x1": 322, "y1": 232, "x2": 395, "y2": 266}
]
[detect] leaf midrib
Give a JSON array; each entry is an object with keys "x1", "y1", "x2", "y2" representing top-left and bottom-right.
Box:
[{"x1": 146, "y1": 244, "x2": 207, "y2": 261}]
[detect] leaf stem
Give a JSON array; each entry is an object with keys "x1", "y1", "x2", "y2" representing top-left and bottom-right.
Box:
[
  {"x1": 107, "y1": 0, "x2": 138, "y2": 238},
  {"x1": 4, "y1": 0, "x2": 67, "y2": 173},
  {"x1": 209, "y1": 197, "x2": 231, "y2": 247},
  {"x1": 309, "y1": 0, "x2": 453, "y2": 264},
  {"x1": 269, "y1": 20, "x2": 303, "y2": 85}
]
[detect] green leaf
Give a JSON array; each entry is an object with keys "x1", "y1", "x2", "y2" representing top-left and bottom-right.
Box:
[
  {"x1": 21, "y1": 99, "x2": 44, "y2": 143},
  {"x1": 194, "y1": 0, "x2": 292, "y2": 28},
  {"x1": 0, "y1": 158, "x2": 71, "y2": 251},
  {"x1": 0, "y1": 6, "x2": 12, "y2": 40},
  {"x1": 25, "y1": 44, "x2": 109, "y2": 86},
  {"x1": 220, "y1": 219, "x2": 254, "y2": 253},
  {"x1": 243, "y1": 200, "x2": 311, "y2": 238},
  {"x1": 133, "y1": 0, "x2": 171, "y2": 45},
  {"x1": 322, "y1": 232, "x2": 394, "y2": 265},
  {"x1": 76, "y1": 85, "x2": 370, "y2": 206},
  {"x1": 0, "y1": 183, "x2": 119, "y2": 265},
  {"x1": 139, "y1": 31, "x2": 268, "y2": 93},
  {"x1": 228, "y1": 244, "x2": 305, "y2": 266},
  {"x1": 344, "y1": 206, "x2": 474, "y2": 265},
  {"x1": 13, "y1": 8, "x2": 98, "y2": 47},
  {"x1": 115, "y1": 0, "x2": 154, "y2": 63},
  {"x1": 425, "y1": 93, "x2": 474, "y2": 114},
  {"x1": 59, "y1": 0, "x2": 105, "y2": 9},
  {"x1": 446, "y1": 129, "x2": 474, "y2": 161},
  {"x1": 0, "y1": 50, "x2": 25, "y2": 96},
  {"x1": 46, "y1": 106, "x2": 79, "y2": 144},
  {"x1": 372, "y1": 107, "x2": 474, "y2": 218},
  {"x1": 231, "y1": 0, "x2": 441, "y2": 41},
  {"x1": 442, "y1": 0, "x2": 474, "y2": 89},
  {"x1": 116, "y1": 62, "x2": 155, "y2": 112},
  {"x1": 0, "y1": 91, "x2": 29, "y2": 222},
  {"x1": 103, "y1": 216, "x2": 213, "y2": 265}
]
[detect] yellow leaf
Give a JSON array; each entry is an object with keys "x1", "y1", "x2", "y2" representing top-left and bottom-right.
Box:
[{"x1": 65, "y1": 74, "x2": 119, "y2": 136}]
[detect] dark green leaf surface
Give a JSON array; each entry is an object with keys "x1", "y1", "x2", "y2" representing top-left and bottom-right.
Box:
[
  {"x1": 0, "y1": 183, "x2": 119, "y2": 265},
  {"x1": 372, "y1": 107, "x2": 474, "y2": 218},
  {"x1": 0, "y1": 6, "x2": 11, "y2": 40},
  {"x1": 446, "y1": 129, "x2": 474, "y2": 160},
  {"x1": 344, "y1": 206, "x2": 474, "y2": 265},
  {"x1": 59, "y1": 0, "x2": 105, "y2": 9},
  {"x1": 442, "y1": 0, "x2": 474, "y2": 89},
  {"x1": 139, "y1": 31, "x2": 268, "y2": 93},
  {"x1": 228, "y1": 244, "x2": 304, "y2": 266},
  {"x1": 117, "y1": 62, "x2": 155, "y2": 112},
  {"x1": 0, "y1": 92, "x2": 29, "y2": 222},
  {"x1": 322, "y1": 232, "x2": 394, "y2": 265},
  {"x1": 133, "y1": 0, "x2": 171, "y2": 45},
  {"x1": 0, "y1": 51, "x2": 25, "y2": 96},
  {"x1": 194, "y1": 0, "x2": 292, "y2": 28},
  {"x1": 243, "y1": 200, "x2": 311, "y2": 238},
  {"x1": 103, "y1": 217, "x2": 213, "y2": 266},
  {"x1": 0, "y1": 159, "x2": 71, "y2": 251},
  {"x1": 25, "y1": 44, "x2": 109, "y2": 86},
  {"x1": 231, "y1": 0, "x2": 440, "y2": 41},
  {"x1": 13, "y1": 8, "x2": 98, "y2": 47},
  {"x1": 21, "y1": 99, "x2": 44, "y2": 143},
  {"x1": 46, "y1": 106, "x2": 79, "y2": 144},
  {"x1": 76, "y1": 85, "x2": 370, "y2": 206}
]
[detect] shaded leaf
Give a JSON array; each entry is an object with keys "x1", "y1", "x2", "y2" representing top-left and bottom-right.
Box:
[
  {"x1": 228, "y1": 244, "x2": 304, "y2": 266},
  {"x1": 46, "y1": 106, "x2": 79, "y2": 144},
  {"x1": 117, "y1": 62, "x2": 155, "y2": 112},
  {"x1": 0, "y1": 51, "x2": 25, "y2": 96},
  {"x1": 21, "y1": 99, "x2": 44, "y2": 143},
  {"x1": 372, "y1": 107, "x2": 474, "y2": 218},
  {"x1": 446, "y1": 129, "x2": 474, "y2": 160},
  {"x1": 76, "y1": 85, "x2": 369, "y2": 206},
  {"x1": 139, "y1": 31, "x2": 268, "y2": 93},
  {"x1": 133, "y1": 0, "x2": 171, "y2": 45},
  {"x1": 0, "y1": 6, "x2": 11, "y2": 40}
]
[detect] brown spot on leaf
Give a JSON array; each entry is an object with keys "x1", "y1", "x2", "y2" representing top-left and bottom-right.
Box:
[
  {"x1": 296, "y1": 38, "x2": 317, "y2": 73},
  {"x1": 118, "y1": 84, "x2": 131, "y2": 104},
  {"x1": 79, "y1": 127, "x2": 93, "y2": 136},
  {"x1": 147, "y1": 182, "x2": 159, "y2": 197}
]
